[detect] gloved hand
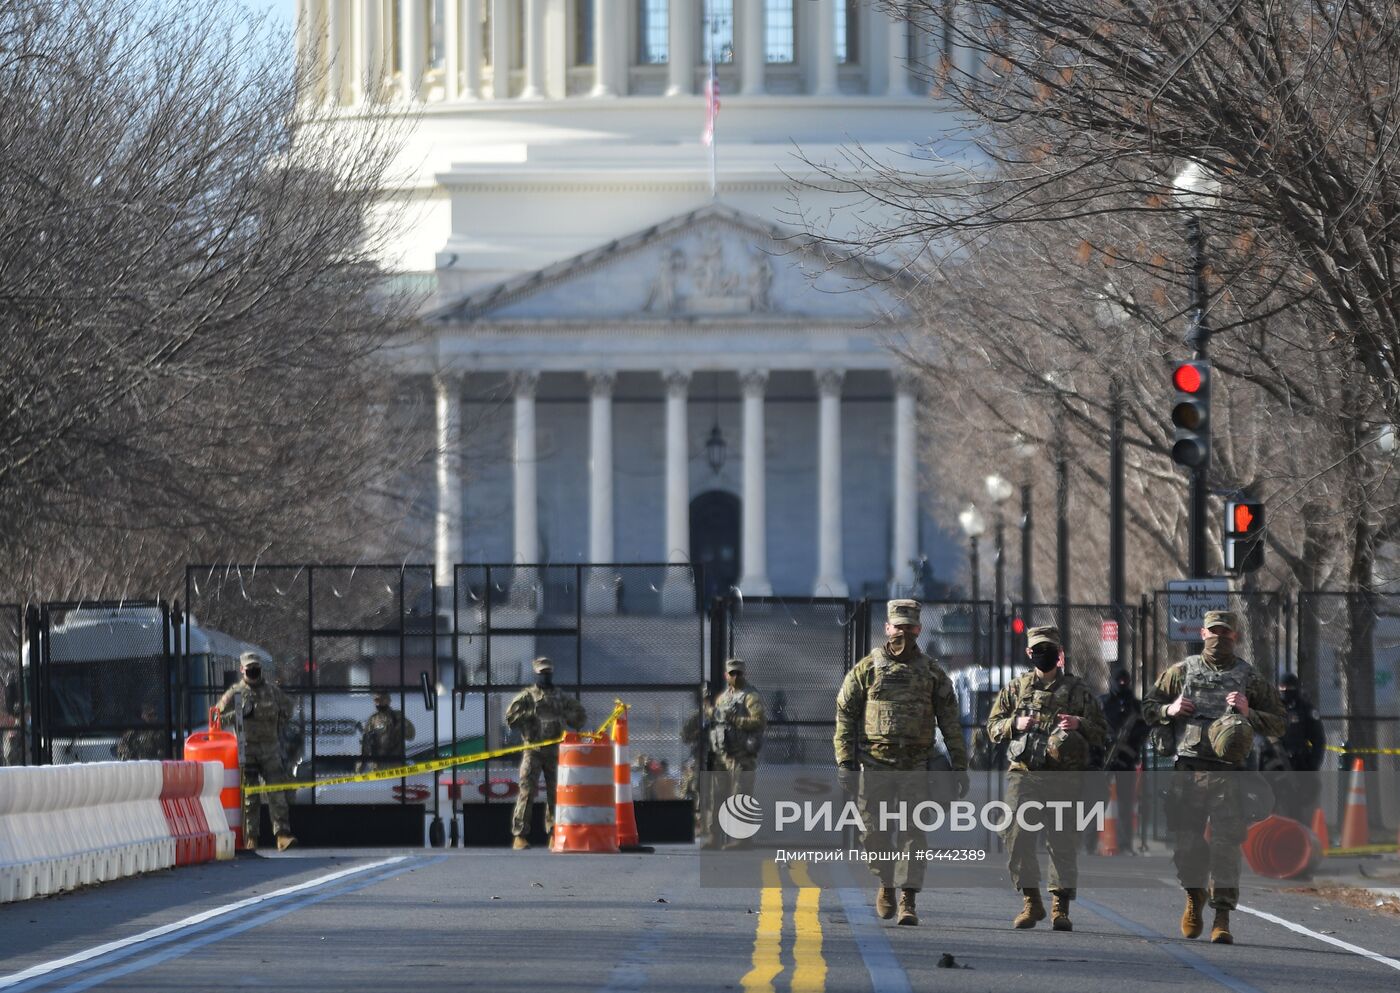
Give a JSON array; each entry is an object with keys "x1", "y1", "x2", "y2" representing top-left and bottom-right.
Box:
[
  {"x1": 837, "y1": 763, "x2": 860, "y2": 796},
  {"x1": 953, "y1": 769, "x2": 970, "y2": 800}
]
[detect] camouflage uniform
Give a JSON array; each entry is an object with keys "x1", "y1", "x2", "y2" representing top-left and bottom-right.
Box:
[
  {"x1": 834, "y1": 637, "x2": 968, "y2": 891},
  {"x1": 359, "y1": 705, "x2": 416, "y2": 772},
  {"x1": 1145, "y1": 651, "x2": 1284, "y2": 911},
  {"x1": 116, "y1": 727, "x2": 167, "y2": 760},
  {"x1": 986, "y1": 664, "x2": 1107, "y2": 901},
  {"x1": 216, "y1": 675, "x2": 295, "y2": 841},
  {"x1": 710, "y1": 679, "x2": 766, "y2": 798},
  {"x1": 506, "y1": 683, "x2": 586, "y2": 839}
]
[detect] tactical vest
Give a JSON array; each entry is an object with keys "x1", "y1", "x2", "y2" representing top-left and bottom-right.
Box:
[
  {"x1": 712, "y1": 685, "x2": 764, "y2": 758},
  {"x1": 1175, "y1": 655, "x2": 1251, "y2": 761},
  {"x1": 863, "y1": 649, "x2": 937, "y2": 753},
  {"x1": 1007, "y1": 672, "x2": 1083, "y2": 770},
  {"x1": 525, "y1": 687, "x2": 567, "y2": 740},
  {"x1": 231, "y1": 681, "x2": 286, "y2": 747}
]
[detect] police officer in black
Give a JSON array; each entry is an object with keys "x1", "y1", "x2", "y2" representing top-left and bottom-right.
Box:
[
  {"x1": 1273, "y1": 672, "x2": 1326, "y2": 823},
  {"x1": 1099, "y1": 668, "x2": 1147, "y2": 853}
]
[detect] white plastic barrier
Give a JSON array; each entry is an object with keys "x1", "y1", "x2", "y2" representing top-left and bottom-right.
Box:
[{"x1": 0, "y1": 760, "x2": 234, "y2": 903}]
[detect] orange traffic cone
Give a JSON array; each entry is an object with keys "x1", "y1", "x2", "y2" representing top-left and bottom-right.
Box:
[
  {"x1": 613, "y1": 707, "x2": 641, "y2": 850},
  {"x1": 1310, "y1": 806, "x2": 1331, "y2": 850},
  {"x1": 1098, "y1": 781, "x2": 1120, "y2": 856},
  {"x1": 1339, "y1": 758, "x2": 1369, "y2": 849},
  {"x1": 551, "y1": 733, "x2": 619, "y2": 854}
]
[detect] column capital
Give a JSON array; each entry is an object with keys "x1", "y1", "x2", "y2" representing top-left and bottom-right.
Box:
[
  {"x1": 433, "y1": 367, "x2": 466, "y2": 387},
  {"x1": 815, "y1": 368, "x2": 846, "y2": 396},
  {"x1": 587, "y1": 370, "x2": 617, "y2": 396},
  {"x1": 891, "y1": 368, "x2": 920, "y2": 394},
  {"x1": 739, "y1": 369, "x2": 770, "y2": 395},
  {"x1": 662, "y1": 369, "x2": 692, "y2": 396},
  {"x1": 512, "y1": 370, "x2": 540, "y2": 396}
]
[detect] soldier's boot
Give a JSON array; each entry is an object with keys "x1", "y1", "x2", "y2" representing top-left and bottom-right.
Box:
[
  {"x1": 512, "y1": 836, "x2": 531, "y2": 850},
  {"x1": 1210, "y1": 908, "x2": 1234, "y2": 945},
  {"x1": 1013, "y1": 889, "x2": 1046, "y2": 929},
  {"x1": 275, "y1": 834, "x2": 297, "y2": 852},
  {"x1": 1051, "y1": 893, "x2": 1073, "y2": 932},
  {"x1": 896, "y1": 889, "x2": 919, "y2": 926},
  {"x1": 242, "y1": 836, "x2": 257, "y2": 853},
  {"x1": 874, "y1": 887, "x2": 896, "y2": 920},
  {"x1": 1180, "y1": 888, "x2": 1207, "y2": 939}
]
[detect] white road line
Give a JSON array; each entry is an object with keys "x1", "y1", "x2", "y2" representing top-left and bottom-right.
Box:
[
  {"x1": 1235, "y1": 903, "x2": 1400, "y2": 973},
  {"x1": 0, "y1": 856, "x2": 408, "y2": 990}
]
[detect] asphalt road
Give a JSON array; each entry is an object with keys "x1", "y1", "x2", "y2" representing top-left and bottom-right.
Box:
[{"x1": 2, "y1": 847, "x2": 1398, "y2": 992}]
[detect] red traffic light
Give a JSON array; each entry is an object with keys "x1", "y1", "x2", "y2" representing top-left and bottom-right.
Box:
[
  {"x1": 1233, "y1": 503, "x2": 1255, "y2": 533},
  {"x1": 1173, "y1": 363, "x2": 1204, "y2": 393},
  {"x1": 1012, "y1": 618, "x2": 1025, "y2": 635}
]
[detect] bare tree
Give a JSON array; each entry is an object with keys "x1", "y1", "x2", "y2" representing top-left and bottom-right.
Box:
[{"x1": 0, "y1": 0, "x2": 431, "y2": 599}]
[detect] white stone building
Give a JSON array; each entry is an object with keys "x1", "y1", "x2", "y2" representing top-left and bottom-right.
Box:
[{"x1": 301, "y1": 1, "x2": 980, "y2": 602}]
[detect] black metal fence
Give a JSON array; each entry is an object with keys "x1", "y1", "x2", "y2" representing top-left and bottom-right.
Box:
[
  {"x1": 186, "y1": 564, "x2": 440, "y2": 810},
  {"x1": 451, "y1": 563, "x2": 705, "y2": 819}
]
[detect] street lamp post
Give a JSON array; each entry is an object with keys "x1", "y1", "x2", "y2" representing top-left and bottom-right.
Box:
[
  {"x1": 1053, "y1": 419, "x2": 1071, "y2": 653},
  {"x1": 958, "y1": 504, "x2": 987, "y2": 667},
  {"x1": 1173, "y1": 161, "x2": 1221, "y2": 580},
  {"x1": 1014, "y1": 436, "x2": 1037, "y2": 621},
  {"x1": 1095, "y1": 291, "x2": 1130, "y2": 635},
  {"x1": 986, "y1": 474, "x2": 1014, "y2": 674}
]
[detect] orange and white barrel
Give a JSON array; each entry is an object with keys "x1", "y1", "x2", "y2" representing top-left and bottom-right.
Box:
[
  {"x1": 550, "y1": 733, "x2": 619, "y2": 854},
  {"x1": 612, "y1": 708, "x2": 640, "y2": 849},
  {"x1": 184, "y1": 708, "x2": 242, "y2": 849}
]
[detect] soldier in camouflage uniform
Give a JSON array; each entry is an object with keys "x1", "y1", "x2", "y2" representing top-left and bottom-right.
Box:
[
  {"x1": 834, "y1": 599, "x2": 969, "y2": 927},
  {"x1": 216, "y1": 653, "x2": 297, "y2": 851},
  {"x1": 986, "y1": 625, "x2": 1107, "y2": 932},
  {"x1": 1144, "y1": 610, "x2": 1284, "y2": 945},
  {"x1": 709, "y1": 658, "x2": 767, "y2": 848},
  {"x1": 358, "y1": 691, "x2": 416, "y2": 772},
  {"x1": 506, "y1": 656, "x2": 586, "y2": 849},
  {"x1": 116, "y1": 704, "x2": 166, "y2": 760}
]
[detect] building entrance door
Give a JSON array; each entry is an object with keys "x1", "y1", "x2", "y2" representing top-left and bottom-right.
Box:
[{"x1": 690, "y1": 490, "x2": 740, "y2": 606}]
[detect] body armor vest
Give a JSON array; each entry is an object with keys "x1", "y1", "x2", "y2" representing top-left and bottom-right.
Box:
[
  {"x1": 1175, "y1": 655, "x2": 1250, "y2": 761},
  {"x1": 864, "y1": 649, "x2": 937, "y2": 752},
  {"x1": 1007, "y1": 672, "x2": 1084, "y2": 770},
  {"x1": 712, "y1": 685, "x2": 764, "y2": 758},
  {"x1": 514, "y1": 686, "x2": 567, "y2": 741}
]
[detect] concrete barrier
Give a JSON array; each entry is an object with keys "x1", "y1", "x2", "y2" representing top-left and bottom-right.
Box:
[{"x1": 0, "y1": 760, "x2": 235, "y2": 903}]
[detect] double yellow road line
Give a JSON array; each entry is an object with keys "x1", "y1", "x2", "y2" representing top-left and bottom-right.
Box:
[{"x1": 742, "y1": 861, "x2": 828, "y2": 993}]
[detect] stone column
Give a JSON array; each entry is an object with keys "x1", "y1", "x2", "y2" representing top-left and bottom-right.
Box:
[
  {"x1": 591, "y1": 0, "x2": 619, "y2": 97},
  {"x1": 434, "y1": 372, "x2": 464, "y2": 612},
  {"x1": 739, "y1": 0, "x2": 764, "y2": 95},
  {"x1": 296, "y1": 0, "x2": 316, "y2": 83},
  {"x1": 461, "y1": 0, "x2": 483, "y2": 98},
  {"x1": 890, "y1": 370, "x2": 919, "y2": 594},
  {"x1": 814, "y1": 370, "x2": 848, "y2": 597},
  {"x1": 585, "y1": 372, "x2": 617, "y2": 613},
  {"x1": 444, "y1": 0, "x2": 461, "y2": 100},
  {"x1": 661, "y1": 371, "x2": 692, "y2": 612},
  {"x1": 738, "y1": 370, "x2": 772, "y2": 595},
  {"x1": 665, "y1": 0, "x2": 694, "y2": 96},
  {"x1": 400, "y1": 0, "x2": 426, "y2": 101},
  {"x1": 325, "y1": 0, "x2": 346, "y2": 105},
  {"x1": 488, "y1": 0, "x2": 511, "y2": 99},
  {"x1": 359, "y1": 0, "x2": 384, "y2": 102},
  {"x1": 813, "y1": 0, "x2": 838, "y2": 95},
  {"x1": 883, "y1": 4, "x2": 908, "y2": 96},
  {"x1": 512, "y1": 372, "x2": 540, "y2": 566},
  {"x1": 521, "y1": 0, "x2": 546, "y2": 99}
]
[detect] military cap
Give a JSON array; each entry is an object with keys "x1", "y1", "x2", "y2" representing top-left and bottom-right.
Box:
[
  {"x1": 724, "y1": 657, "x2": 745, "y2": 674},
  {"x1": 1026, "y1": 625, "x2": 1061, "y2": 649},
  {"x1": 239, "y1": 651, "x2": 262, "y2": 668},
  {"x1": 1202, "y1": 610, "x2": 1237, "y2": 632},
  {"x1": 531, "y1": 656, "x2": 554, "y2": 674},
  {"x1": 1278, "y1": 671, "x2": 1300, "y2": 688},
  {"x1": 887, "y1": 599, "x2": 921, "y2": 625},
  {"x1": 1207, "y1": 713, "x2": 1253, "y2": 765},
  {"x1": 372, "y1": 691, "x2": 391, "y2": 704}
]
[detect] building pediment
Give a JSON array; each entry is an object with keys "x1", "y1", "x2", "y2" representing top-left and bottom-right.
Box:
[{"x1": 432, "y1": 204, "x2": 908, "y2": 326}]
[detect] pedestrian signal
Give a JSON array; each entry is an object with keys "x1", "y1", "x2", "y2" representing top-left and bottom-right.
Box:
[
  {"x1": 1224, "y1": 500, "x2": 1265, "y2": 573},
  {"x1": 1170, "y1": 361, "x2": 1211, "y2": 468}
]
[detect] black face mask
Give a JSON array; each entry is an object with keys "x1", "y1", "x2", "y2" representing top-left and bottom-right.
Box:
[
  {"x1": 1030, "y1": 646, "x2": 1059, "y2": 672},
  {"x1": 244, "y1": 666, "x2": 262, "y2": 683},
  {"x1": 1115, "y1": 681, "x2": 1131, "y2": 696},
  {"x1": 535, "y1": 672, "x2": 553, "y2": 688},
  {"x1": 1280, "y1": 688, "x2": 1298, "y2": 706},
  {"x1": 376, "y1": 702, "x2": 390, "y2": 712}
]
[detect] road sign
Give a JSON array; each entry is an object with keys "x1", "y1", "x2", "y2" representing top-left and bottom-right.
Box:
[
  {"x1": 1166, "y1": 579, "x2": 1229, "y2": 642},
  {"x1": 1099, "y1": 621, "x2": 1119, "y2": 662}
]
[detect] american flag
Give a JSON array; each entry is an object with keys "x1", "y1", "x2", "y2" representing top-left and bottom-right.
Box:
[{"x1": 702, "y1": 73, "x2": 721, "y2": 147}]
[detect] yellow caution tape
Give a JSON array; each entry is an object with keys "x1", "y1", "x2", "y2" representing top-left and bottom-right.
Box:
[
  {"x1": 1324, "y1": 745, "x2": 1400, "y2": 756},
  {"x1": 1321, "y1": 843, "x2": 1400, "y2": 857},
  {"x1": 244, "y1": 699, "x2": 628, "y2": 797}
]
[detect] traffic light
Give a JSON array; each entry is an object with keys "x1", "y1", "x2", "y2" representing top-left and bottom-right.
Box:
[
  {"x1": 1224, "y1": 500, "x2": 1265, "y2": 573},
  {"x1": 1171, "y1": 361, "x2": 1211, "y2": 468}
]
